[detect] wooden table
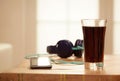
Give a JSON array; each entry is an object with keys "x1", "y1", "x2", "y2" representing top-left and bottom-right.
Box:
[{"x1": 0, "y1": 55, "x2": 120, "y2": 81}]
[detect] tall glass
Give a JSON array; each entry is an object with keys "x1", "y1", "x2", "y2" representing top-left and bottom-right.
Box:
[{"x1": 81, "y1": 19, "x2": 107, "y2": 70}]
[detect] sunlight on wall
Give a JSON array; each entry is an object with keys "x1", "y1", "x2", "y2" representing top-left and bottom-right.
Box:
[
  {"x1": 37, "y1": 0, "x2": 99, "y2": 53},
  {"x1": 113, "y1": 0, "x2": 120, "y2": 54}
]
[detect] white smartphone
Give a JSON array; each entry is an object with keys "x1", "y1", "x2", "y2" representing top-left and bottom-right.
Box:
[{"x1": 30, "y1": 57, "x2": 52, "y2": 69}]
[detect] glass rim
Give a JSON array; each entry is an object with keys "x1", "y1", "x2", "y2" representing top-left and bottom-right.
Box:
[
  {"x1": 81, "y1": 19, "x2": 107, "y2": 26},
  {"x1": 81, "y1": 19, "x2": 107, "y2": 21}
]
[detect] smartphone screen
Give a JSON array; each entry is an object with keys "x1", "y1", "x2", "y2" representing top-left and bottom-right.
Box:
[{"x1": 30, "y1": 57, "x2": 52, "y2": 69}]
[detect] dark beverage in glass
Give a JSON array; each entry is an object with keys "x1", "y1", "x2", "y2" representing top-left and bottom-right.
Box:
[
  {"x1": 81, "y1": 19, "x2": 107, "y2": 70},
  {"x1": 83, "y1": 26, "x2": 106, "y2": 62}
]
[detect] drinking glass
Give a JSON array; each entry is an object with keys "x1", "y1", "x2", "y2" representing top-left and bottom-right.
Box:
[{"x1": 81, "y1": 19, "x2": 107, "y2": 70}]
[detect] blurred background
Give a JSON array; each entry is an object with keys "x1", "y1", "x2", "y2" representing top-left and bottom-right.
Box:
[{"x1": 0, "y1": 0, "x2": 119, "y2": 67}]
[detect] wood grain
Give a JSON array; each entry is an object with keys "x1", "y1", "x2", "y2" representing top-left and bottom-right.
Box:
[{"x1": 1, "y1": 55, "x2": 120, "y2": 81}]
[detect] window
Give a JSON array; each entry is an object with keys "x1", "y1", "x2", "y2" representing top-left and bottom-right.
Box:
[{"x1": 37, "y1": 0, "x2": 99, "y2": 53}]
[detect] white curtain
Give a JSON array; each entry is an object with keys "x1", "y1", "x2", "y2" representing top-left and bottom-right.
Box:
[{"x1": 37, "y1": 0, "x2": 99, "y2": 53}]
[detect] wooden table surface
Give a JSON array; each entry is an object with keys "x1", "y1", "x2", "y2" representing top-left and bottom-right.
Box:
[{"x1": 1, "y1": 54, "x2": 120, "y2": 81}]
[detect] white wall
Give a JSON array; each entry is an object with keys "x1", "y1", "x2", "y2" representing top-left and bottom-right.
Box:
[
  {"x1": 0, "y1": 0, "x2": 36, "y2": 66},
  {"x1": 113, "y1": 0, "x2": 120, "y2": 54}
]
